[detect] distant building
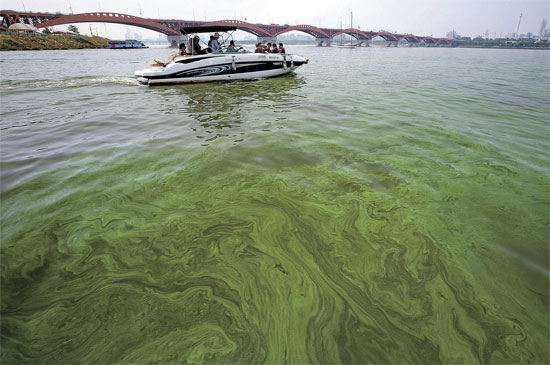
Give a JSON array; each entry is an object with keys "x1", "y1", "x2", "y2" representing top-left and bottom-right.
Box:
[
  {"x1": 517, "y1": 32, "x2": 536, "y2": 39},
  {"x1": 446, "y1": 30, "x2": 458, "y2": 39},
  {"x1": 538, "y1": 19, "x2": 548, "y2": 38}
]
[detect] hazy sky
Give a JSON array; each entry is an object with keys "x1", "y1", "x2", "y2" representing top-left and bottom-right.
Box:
[{"x1": 3, "y1": 0, "x2": 549, "y2": 39}]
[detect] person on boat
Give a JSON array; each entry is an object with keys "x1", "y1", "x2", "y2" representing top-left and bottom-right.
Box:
[
  {"x1": 211, "y1": 32, "x2": 221, "y2": 53},
  {"x1": 271, "y1": 44, "x2": 279, "y2": 53},
  {"x1": 179, "y1": 43, "x2": 188, "y2": 55},
  {"x1": 227, "y1": 40, "x2": 236, "y2": 52},
  {"x1": 191, "y1": 35, "x2": 209, "y2": 55},
  {"x1": 255, "y1": 42, "x2": 264, "y2": 53},
  {"x1": 265, "y1": 43, "x2": 272, "y2": 53},
  {"x1": 278, "y1": 43, "x2": 286, "y2": 53}
]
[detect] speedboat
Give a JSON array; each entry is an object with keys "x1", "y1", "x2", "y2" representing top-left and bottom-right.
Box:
[
  {"x1": 135, "y1": 26, "x2": 309, "y2": 85},
  {"x1": 109, "y1": 40, "x2": 148, "y2": 49}
]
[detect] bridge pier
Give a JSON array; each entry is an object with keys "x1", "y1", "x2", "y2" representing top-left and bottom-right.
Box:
[
  {"x1": 359, "y1": 40, "x2": 370, "y2": 47},
  {"x1": 387, "y1": 41, "x2": 399, "y2": 47},
  {"x1": 257, "y1": 36, "x2": 277, "y2": 45},
  {"x1": 167, "y1": 35, "x2": 188, "y2": 47},
  {"x1": 316, "y1": 38, "x2": 332, "y2": 47}
]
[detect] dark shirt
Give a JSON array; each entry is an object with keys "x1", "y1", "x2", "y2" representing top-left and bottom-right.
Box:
[
  {"x1": 271, "y1": 47, "x2": 279, "y2": 53},
  {"x1": 192, "y1": 42, "x2": 202, "y2": 55},
  {"x1": 279, "y1": 47, "x2": 286, "y2": 54}
]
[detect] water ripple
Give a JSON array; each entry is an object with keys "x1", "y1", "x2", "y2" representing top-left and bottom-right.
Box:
[{"x1": 1, "y1": 46, "x2": 548, "y2": 363}]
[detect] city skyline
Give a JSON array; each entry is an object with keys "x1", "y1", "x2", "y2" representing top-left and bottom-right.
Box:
[{"x1": 2, "y1": 0, "x2": 549, "y2": 39}]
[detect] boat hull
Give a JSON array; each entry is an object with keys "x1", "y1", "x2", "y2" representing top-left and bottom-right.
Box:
[
  {"x1": 140, "y1": 68, "x2": 293, "y2": 85},
  {"x1": 135, "y1": 53, "x2": 308, "y2": 85}
]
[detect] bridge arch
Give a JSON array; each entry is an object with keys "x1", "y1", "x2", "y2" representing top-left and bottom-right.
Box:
[
  {"x1": 370, "y1": 32, "x2": 399, "y2": 42},
  {"x1": 419, "y1": 36, "x2": 437, "y2": 44},
  {"x1": 331, "y1": 28, "x2": 371, "y2": 40},
  {"x1": 398, "y1": 34, "x2": 421, "y2": 43},
  {"x1": 36, "y1": 12, "x2": 180, "y2": 35},
  {"x1": 274, "y1": 25, "x2": 329, "y2": 38},
  {"x1": 1, "y1": 10, "x2": 452, "y2": 45},
  {"x1": 197, "y1": 20, "x2": 273, "y2": 37}
]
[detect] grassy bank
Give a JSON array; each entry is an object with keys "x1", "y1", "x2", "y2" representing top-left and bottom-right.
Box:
[
  {"x1": 0, "y1": 33, "x2": 109, "y2": 51},
  {"x1": 454, "y1": 38, "x2": 550, "y2": 49}
]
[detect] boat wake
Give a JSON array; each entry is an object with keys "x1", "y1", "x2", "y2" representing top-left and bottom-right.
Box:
[{"x1": 4, "y1": 76, "x2": 141, "y2": 91}]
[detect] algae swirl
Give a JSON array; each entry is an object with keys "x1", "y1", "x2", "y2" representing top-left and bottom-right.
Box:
[{"x1": 1, "y1": 47, "x2": 549, "y2": 363}]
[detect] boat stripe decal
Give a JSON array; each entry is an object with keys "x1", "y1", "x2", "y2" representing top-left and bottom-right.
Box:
[{"x1": 145, "y1": 61, "x2": 304, "y2": 80}]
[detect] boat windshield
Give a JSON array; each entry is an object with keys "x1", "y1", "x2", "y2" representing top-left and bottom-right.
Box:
[{"x1": 213, "y1": 45, "x2": 251, "y2": 54}]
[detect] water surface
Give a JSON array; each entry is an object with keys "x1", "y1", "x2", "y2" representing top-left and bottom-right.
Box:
[{"x1": 1, "y1": 46, "x2": 549, "y2": 363}]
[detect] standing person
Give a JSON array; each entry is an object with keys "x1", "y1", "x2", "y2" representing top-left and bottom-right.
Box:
[
  {"x1": 211, "y1": 32, "x2": 221, "y2": 53},
  {"x1": 255, "y1": 42, "x2": 264, "y2": 53},
  {"x1": 278, "y1": 43, "x2": 286, "y2": 53}
]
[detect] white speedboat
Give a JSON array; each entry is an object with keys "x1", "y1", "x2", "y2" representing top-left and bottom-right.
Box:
[{"x1": 135, "y1": 26, "x2": 308, "y2": 85}]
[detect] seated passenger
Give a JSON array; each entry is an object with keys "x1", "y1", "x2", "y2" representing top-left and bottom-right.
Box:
[
  {"x1": 227, "y1": 40, "x2": 236, "y2": 52},
  {"x1": 271, "y1": 44, "x2": 279, "y2": 53},
  {"x1": 255, "y1": 42, "x2": 265, "y2": 53},
  {"x1": 191, "y1": 36, "x2": 201, "y2": 55},
  {"x1": 265, "y1": 43, "x2": 272, "y2": 53},
  {"x1": 192, "y1": 36, "x2": 209, "y2": 55},
  {"x1": 211, "y1": 32, "x2": 221, "y2": 53},
  {"x1": 278, "y1": 43, "x2": 286, "y2": 53},
  {"x1": 179, "y1": 43, "x2": 188, "y2": 55}
]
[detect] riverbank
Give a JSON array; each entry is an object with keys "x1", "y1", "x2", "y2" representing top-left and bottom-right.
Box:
[
  {"x1": 0, "y1": 33, "x2": 109, "y2": 50},
  {"x1": 458, "y1": 45, "x2": 550, "y2": 50},
  {"x1": 454, "y1": 38, "x2": 550, "y2": 50}
]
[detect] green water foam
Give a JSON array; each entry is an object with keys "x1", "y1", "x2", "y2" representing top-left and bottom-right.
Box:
[{"x1": 1, "y1": 136, "x2": 548, "y2": 363}]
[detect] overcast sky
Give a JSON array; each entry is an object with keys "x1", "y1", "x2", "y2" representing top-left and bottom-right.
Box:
[{"x1": 3, "y1": 0, "x2": 549, "y2": 39}]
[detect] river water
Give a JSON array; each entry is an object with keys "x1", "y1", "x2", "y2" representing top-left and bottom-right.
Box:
[{"x1": 1, "y1": 45, "x2": 549, "y2": 363}]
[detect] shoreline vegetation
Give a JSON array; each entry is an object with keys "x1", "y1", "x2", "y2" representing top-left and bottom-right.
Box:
[
  {"x1": 0, "y1": 33, "x2": 109, "y2": 51},
  {"x1": 453, "y1": 37, "x2": 550, "y2": 49},
  {"x1": 457, "y1": 45, "x2": 549, "y2": 50}
]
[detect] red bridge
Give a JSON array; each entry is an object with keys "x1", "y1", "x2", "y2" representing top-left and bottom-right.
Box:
[{"x1": 0, "y1": 10, "x2": 453, "y2": 46}]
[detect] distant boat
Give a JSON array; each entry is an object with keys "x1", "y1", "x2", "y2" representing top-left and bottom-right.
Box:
[
  {"x1": 108, "y1": 40, "x2": 148, "y2": 49},
  {"x1": 338, "y1": 12, "x2": 361, "y2": 48}
]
